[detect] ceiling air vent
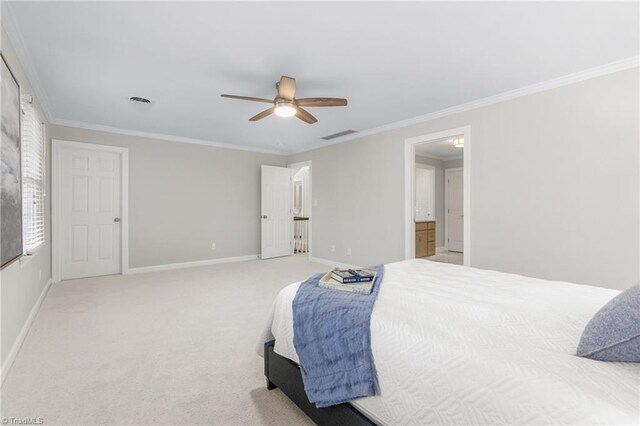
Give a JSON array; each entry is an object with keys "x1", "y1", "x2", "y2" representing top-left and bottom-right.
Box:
[
  {"x1": 321, "y1": 129, "x2": 357, "y2": 141},
  {"x1": 130, "y1": 96, "x2": 151, "y2": 103}
]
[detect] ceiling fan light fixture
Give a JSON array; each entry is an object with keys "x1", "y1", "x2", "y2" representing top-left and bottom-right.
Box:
[
  {"x1": 221, "y1": 76, "x2": 345, "y2": 123},
  {"x1": 452, "y1": 136, "x2": 464, "y2": 148},
  {"x1": 274, "y1": 100, "x2": 296, "y2": 118}
]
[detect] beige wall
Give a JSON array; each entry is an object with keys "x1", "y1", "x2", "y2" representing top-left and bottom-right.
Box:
[
  {"x1": 1, "y1": 28, "x2": 52, "y2": 370},
  {"x1": 49, "y1": 125, "x2": 286, "y2": 268},
  {"x1": 289, "y1": 133, "x2": 406, "y2": 266},
  {"x1": 289, "y1": 68, "x2": 639, "y2": 290}
]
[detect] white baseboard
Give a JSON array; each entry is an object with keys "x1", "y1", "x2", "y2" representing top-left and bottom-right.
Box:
[
  {"x1": 126, "y1": 254, "x2": 260, "y2": 274},
  {"x1": 309, "y1": 256, "x2": 361, "y2": 270},
  {"x1": 1, "y1": 278, "x2": 52, "y2": 385}
]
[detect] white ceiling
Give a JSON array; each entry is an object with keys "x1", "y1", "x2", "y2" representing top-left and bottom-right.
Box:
[
  {"x1": 415, "y1": 137, "x2": 463, "y2": 161},
  {"x1": 3, "y1": 2, "x2": 638, "y2": 154}
]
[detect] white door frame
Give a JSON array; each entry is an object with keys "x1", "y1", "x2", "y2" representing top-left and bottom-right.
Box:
[
  {"x1": 52, "y1": 139, "x2": 129, "y2": 282},
  {"x1": 288, "y1": 160, "x2": 312, "y2": 258},
  {"x1": 404, "y1": 126, "x2": 471, "y2": 265},
  {"x1": 444, "y1": 167, "x2": 463, "y2": 252}
]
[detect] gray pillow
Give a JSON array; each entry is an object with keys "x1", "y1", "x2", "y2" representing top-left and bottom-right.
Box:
[{"x1": 576, "y1": 284, "x2": 640, "y2": 362}]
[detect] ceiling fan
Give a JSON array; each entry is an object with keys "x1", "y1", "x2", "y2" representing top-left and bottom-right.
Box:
[{"x1": 221, "y1": 76, "x2": 347, "y2": 124}]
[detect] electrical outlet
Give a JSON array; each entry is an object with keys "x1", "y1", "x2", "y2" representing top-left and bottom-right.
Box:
[
  {"x1": 347, "y1": 248, "x2": 352, "y2": 256},
  {"x1": 331, "y1": 245, "x2": 335, "y2": 252},
  {"x1": 211, "y1": 243, "x2": 217, "y2": 251}
]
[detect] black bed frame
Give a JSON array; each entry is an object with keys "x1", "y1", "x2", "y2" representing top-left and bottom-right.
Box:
[{"x1": 264, "y1": 340, "x2": 375, "y2": 426}]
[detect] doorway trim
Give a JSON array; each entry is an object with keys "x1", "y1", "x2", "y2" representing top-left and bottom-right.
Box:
[
  {"x1": 444, "y1": 167, "x2": 463, "y2": 252},
  {"x1": 287, "y1": 160, "x2": 312, "y2": 258},
  {"x1": 404, "y1": 125, "x2": 471, "y2": 265},
  {"x1": 52, "y1": 139, "x2": 129, "y2": 282}
]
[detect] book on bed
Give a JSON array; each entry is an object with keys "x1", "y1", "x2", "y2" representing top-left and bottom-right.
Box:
[
  {"x1": 319, "y1": 268, "x2": 377, "y2": 295},
  {"x1": 331, "y1": 269, "x2": 376, "y2": 283}
]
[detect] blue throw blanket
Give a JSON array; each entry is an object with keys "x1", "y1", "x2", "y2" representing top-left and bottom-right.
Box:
[{"x1": 292, "y1": 265, "x2": 384, "y2": 408}]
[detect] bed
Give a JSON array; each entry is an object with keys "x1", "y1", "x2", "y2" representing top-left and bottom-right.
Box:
[{"x1": 260, "y1": 259, "x2": 640, "y2": 425}]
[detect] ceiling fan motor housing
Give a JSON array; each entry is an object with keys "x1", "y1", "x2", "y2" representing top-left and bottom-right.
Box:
[{"x1": 275, "y1": 99, "x2": 294, "y2": 107}]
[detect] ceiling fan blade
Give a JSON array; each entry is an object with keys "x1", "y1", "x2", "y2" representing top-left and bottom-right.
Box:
[
  {"x1": 277, "y1": 76, "x2": 296, "y2": 100},
  {"x1": 249, "y1": 107, "x2": 275, "y2": 121},
  {"x1": 295, "y1": 107, "x2": 318, "y2": 124},
  {"x1": 296, "y1": 98, "x2": 348, "y2": 107},
  {"x1": 221, "y1": 94, "x2": 273, "y2": 104}
]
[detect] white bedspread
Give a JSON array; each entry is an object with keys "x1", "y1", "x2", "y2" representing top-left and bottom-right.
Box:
[{"x1": 261, "y1": 259, "x2": 640, "y2": 425}]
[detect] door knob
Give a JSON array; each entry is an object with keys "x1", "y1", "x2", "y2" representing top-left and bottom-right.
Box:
[
  {"x1": 114, "y1": 217, "x2": 121, "y2": 223},
  {"x1": 261, "y1": 215, "x2": 268, "y2": 219}
]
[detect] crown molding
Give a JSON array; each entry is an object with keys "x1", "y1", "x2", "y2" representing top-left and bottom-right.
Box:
[
  {"x1": 50, "y1": 119, "x2": 288, "y2": 155},
  {"x1": 3, "y1": 0, "x2": 637, "y2": 157},
  {"x1": 1, "y1": 2, "x2": 55, "y2": 122},
  {"x1": 3, "y1": 4, "x2": 287, "y2": 157},
  {"x1": 416, "y1": 152, "x2": 447, "y2": 162},
  {"x1": 290, "y1": 56, "x2": 640, "y2": 155},
  {"x1": 416, "y1": 152, "x2": 464, "y2": 162},
  {"x1": 52, "y1": 54, "x2": 640, "y2": 157}
]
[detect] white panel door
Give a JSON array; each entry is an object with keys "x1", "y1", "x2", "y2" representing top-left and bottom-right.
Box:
[
  {"x1": 415, "y1": 166, "x2": 435, "y2": 220},
  {"x1": 60, "y1": 145, "x2": 122, "y2": 279},
  {"x1": 261, "y1": 165, "x2": 292, "y2": 259},
  {"x1": 446, "y1": 168, "x2": 464, "y2": 252}
]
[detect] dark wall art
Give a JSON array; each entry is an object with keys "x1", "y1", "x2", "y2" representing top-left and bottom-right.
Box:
[{"x1": 1, "y1": 53, "x2": 23, "y2": 268}]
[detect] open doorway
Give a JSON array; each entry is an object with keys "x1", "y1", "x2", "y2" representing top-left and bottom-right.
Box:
[
  {"x1": 289, "y1": 161, "x2": 312, "y2": 258},
  {"x1": 404, "y1": 126, "x2": 470, "y2": 266},
  {"x1": 415, "y1": 137, "x2": 464, "y2": 264}
]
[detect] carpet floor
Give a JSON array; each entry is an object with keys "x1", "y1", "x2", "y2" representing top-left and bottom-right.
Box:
[{"x1": 2, "y1": 255, "x2": 325, "y2": 425}]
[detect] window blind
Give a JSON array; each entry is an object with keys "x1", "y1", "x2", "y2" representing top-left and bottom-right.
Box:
[{"x1": 21, "y1": 95, "x2": 46, "y2": 253}]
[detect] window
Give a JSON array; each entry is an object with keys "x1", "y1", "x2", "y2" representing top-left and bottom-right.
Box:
[{"x1": 21, "y1": 94, "x2": 45, "y2": 253}]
